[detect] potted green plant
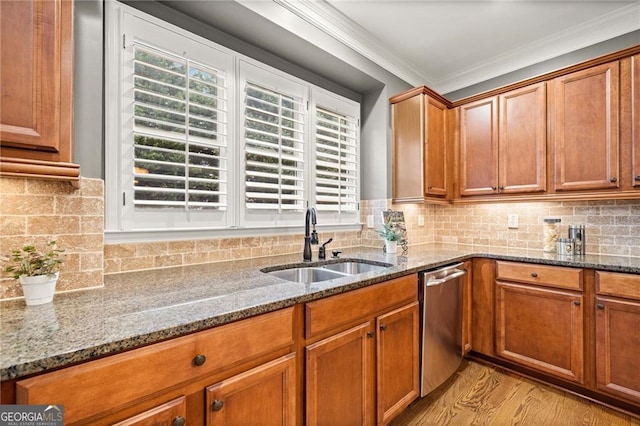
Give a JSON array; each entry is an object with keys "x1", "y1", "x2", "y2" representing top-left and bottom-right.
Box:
[
  {"x1": 376, "y1": 222, "x2": 403, "y2": 253},
  {"x1": 2, "y1": 241, "x2": 64, "y2": 305}
]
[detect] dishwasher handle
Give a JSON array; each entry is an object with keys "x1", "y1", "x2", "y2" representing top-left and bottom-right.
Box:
[{"x1": 425, "y1": 269, "x2": 466, "y2": 286}]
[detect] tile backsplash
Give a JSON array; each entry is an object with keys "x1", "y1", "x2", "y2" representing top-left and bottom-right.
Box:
[{"x1": 1, "y1": 175, "x2": 639, "y2": 301}]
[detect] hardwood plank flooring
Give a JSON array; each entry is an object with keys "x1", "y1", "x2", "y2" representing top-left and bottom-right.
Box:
[{"x1": 391, "y1": 360, "x2": 640, "y2": 426}]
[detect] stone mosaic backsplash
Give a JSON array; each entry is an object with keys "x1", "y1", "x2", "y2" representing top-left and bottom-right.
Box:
[{"x1": 1, "y1": 174, "x2": 639, "y2": 301}]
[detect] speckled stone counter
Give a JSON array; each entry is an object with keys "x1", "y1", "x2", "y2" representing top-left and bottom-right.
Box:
[{"x1": 2, "y1": 243, "x2": 640, "y2": 381}]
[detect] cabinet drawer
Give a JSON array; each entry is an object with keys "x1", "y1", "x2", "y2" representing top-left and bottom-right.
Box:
[
  {"x1": 596, "y1": 271, "x2": 640, "y2": 301},
  {"x1": 305, "y1": 275, "x2": 417, "y2": 339},
  {"x1": 17, "y1": 307, "x2": 294, "y2": 423},
  {"x1": 496, "y1": 261, "x2": 583, "y2": 291}
]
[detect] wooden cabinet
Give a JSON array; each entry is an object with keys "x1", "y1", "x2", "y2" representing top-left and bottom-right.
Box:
[
  {"x1": 459, "y1": 97, "x2": 498, "y2": 196},
  {"x1": 495, "y1": 261, "x2": 584, "y2": 384},
  {"x1": 15, "y1": 308, "x2": 296, "y2": 424},
  {"x1": 595, "y1": 272, "x2": 640, "y2": 404},
  {"x1": 549, "y1": 61, "x2": 619, "y2": 192},
  {"x1": 206, "y1": 354, "x2": 297, "y2": 426},
  {"x1": 306, "y1": 322, "x2": 375, "y2": 426},
  {"x1": 0, "y1": 0, "x2": 79, "y2": 182},
  {"x1": 304, "y1": 275, "x2": 419, "y2": 425},
  {"x1": 376, "y1": 302, "x2": 420, "y2": 424},
  {"x1": 632, "y1": 55, "x2": 640, "y2": 187},
  {"x1": 113, "y1": 397, "x2": 186, "y2": 426},
  {"x1": 459, "y1": 84, "x2": 546, "y2": 197},
  {"x1": 391, "y1": 87, "x2": 449, "y2": 203}
]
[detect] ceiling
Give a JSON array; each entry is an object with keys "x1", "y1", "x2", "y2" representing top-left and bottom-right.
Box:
[{"x1": 161, "y1": 0, "x2": 640, "y2": 96}]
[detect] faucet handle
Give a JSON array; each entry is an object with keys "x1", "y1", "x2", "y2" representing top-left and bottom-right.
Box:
[
  {"x1": 331, "y1": 250, "x2": 342, "y2": 258},
  {"x1": 322, "y1": 238, "x2": 333, "y2": 247}
]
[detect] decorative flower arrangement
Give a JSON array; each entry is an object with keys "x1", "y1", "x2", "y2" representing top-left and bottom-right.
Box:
[
  {"x1": 376, "y1": 222, "x2": 403, "y2": 242},
  {"x1": 2, "y1": 241, "x2": 65, "y2": 306},
  {"x1": 3, "y1": 241, "x2": 65, "y2": 279}
]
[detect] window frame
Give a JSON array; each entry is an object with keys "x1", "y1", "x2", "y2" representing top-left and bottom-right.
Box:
[{"x1": 105, "y1": 1, "x2": 361, "y2": 242}]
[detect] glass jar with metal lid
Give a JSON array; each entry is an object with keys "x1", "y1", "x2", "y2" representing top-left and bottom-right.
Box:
[{"x1": 543, "y1": 218, "x2": 561, "y2": 253}]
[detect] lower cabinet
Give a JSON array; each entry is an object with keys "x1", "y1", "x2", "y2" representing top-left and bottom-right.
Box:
[
  {"x1": 595, "y1": 271, "x2": 640, "y2": 404},
  {"x1": 113, "y1": 396, "x2": 187, "y2": 426},
  {"x1": 304, "y1": 275, "x2": 420, "y2": 426},
  {"x1": 494, "y1": 261, "x2": 585, "y2": 384},
  {"x1": 205, "y1": 354, "x2": 297, "y2": 426},
  {"x1": 495, "y1": 282, "x2": 584, "y2": 383}
]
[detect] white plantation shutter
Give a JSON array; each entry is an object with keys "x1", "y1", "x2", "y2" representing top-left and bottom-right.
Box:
[
  {"x1": 132, "y1": 43, "x2": 227, "y2": 210},
  {"x1": 243, "y1": 82, "x2": 306, "y2": 211},
  {"x1": 315, "y1": 106, "x2": 358, "y2": 212}
]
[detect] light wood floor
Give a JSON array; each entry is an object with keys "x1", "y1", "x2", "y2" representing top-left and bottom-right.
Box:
[{"x1": 390, "y1": 360, "x2": 640, "y2": 426}]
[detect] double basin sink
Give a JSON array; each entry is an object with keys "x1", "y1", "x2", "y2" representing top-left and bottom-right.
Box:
[{"x1": 261, "y1": 259, "x2": 393, "y2": 283}]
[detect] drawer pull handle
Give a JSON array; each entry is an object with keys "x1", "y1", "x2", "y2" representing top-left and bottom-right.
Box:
[
  {"x1": 530, "y1": 272, "x2": 538, "y2": 278},
  {"x1": 172, "y1": 416, "x2": 186, "y2": 426},
  {"x1": 212, "y1": 399, "x2": 224, "y2": 412},
  {"x1": 193, "y1": 354, "x2": 206, "y2": 366},
  {"x1": 367, "y1": 331, "x2": 375, "y2": 338},
  {"x1": 380, "y1": 324, "x2": 387, "y2": 331},
  {"x1": 573, "y1": 300, "x2": 581, "y2": 306},
  {"x1": 635, "y1": 176, "x2": 640, "y2": 181},
  {"x1": 597, "y1": 303, "x2": 605, "y2": 310}
]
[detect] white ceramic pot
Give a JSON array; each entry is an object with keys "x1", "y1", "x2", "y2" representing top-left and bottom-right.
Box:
[
  {"x1": 19, "y1": 272, "x2": 58, "y2": 306},
  {"x1": 384, "y1": 240, "x2": 397, "y2": 254}
]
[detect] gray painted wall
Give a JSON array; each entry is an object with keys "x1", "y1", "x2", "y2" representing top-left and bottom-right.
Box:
[{"x1": 73, "y1": 0, "x2": 638, "y2": 200}]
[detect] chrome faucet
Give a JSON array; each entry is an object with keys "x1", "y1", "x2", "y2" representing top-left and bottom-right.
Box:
[{"x1": 303, "y1": 207, "x2": 318, "y2": 262}]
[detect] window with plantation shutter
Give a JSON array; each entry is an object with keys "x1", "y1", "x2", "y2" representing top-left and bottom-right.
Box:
[
  {"x1": 106, "y1": 3, "x2": 361, "y2": 239},
  {"x1": 315, "y1": 106, "x2": 358, "y2": 213},
  {"x1": 243, "y1": 82, "x2": 305, "y2": 211},
  {"x1": 133, "y1": 43, "x2": 227, "y2": 211}
]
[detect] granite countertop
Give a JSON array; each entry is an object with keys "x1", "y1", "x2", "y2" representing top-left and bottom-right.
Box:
[{"x1": 2, "y1": 243, "x2": 640, "y2": 381}]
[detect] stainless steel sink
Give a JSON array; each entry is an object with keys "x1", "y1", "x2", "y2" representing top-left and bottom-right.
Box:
[
  {"x1": 322, "y1": 262, "x2": 388, "y2": 275},
  {"x1": 266, "y1": 267, "x2": 346, "y2": 283},
  {"x1": 262, "y1": 260, "x2": 392, "y2": 283}
]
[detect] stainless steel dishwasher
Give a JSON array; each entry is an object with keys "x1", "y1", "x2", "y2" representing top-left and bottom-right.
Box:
[{"x1": 419, "y1": 262, "x2": 467, "y2": 396}]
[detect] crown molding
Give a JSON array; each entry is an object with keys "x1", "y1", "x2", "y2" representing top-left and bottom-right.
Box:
[
  {"x1": 270, "y1": 0, "x2": 431, "y2": 86},
  {"x1": 267, "y1": 0, "x2": 640, "y2": 94},
  {"x1": 434, "y1": 2, "x2": 640, "y2": 93}
]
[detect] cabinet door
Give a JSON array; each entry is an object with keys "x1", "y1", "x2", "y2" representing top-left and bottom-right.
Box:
[
  {"x1": 632, "y1": 55, "x2": 640, "y2": 187},
  {"x1": 595, "y1": 297, "x2": 640, "y2": 404},
  {"x1": 498, "y1": 83, "x2": 546, "y2": 194},
  {"x1": 206, "y1": 354, "x2": 296, "y2": 426},
  {"x1": 459, "y1": 97, "x2": 498, "y2": 196},
  {"x1": 495, "y1": 282, "x2": 584, "y2": 384},
  {"x1": 392, "y1": 94, "x2": 424, "y2": 202},
  {"x1": 113, "y1": 396, "x2": 186, "y2": 426},
  {"x1": 551, "y1": 61, "x2": 619, "y2": 191},
  {"x1": 376, "y1": 302, "x2": 420, "y2": 425},
  {"x1": 306, "y1": 322, "x2": 375, "y2": 426},
  {"x1": 425, "y1": 96, "x2": 448, "y2": 196},
  {"x1": 0, "y1": 0, "x2": 78, "y2": 180}
]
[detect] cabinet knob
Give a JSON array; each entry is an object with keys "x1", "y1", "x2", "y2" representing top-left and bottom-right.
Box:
[
  {"x1": 193, "y1": 354, "x2": 206, "y2": 366},
  {"x1": 379, "y1": 324, "x2": 387, "y2": 331},
  {"x1": 172, "y1": 416, "x2": 186, "y2": 426},
  {"x1": 573, "y1": 300, "x2": 581, "y2": 306},
  {"x1": 367, "y1": 331, "x2": 375, "y2": 338},
  {"x1": 530, "y1": 272, "x2": 538, "y2": 278},
  {"x1": 212, "y1": 399, "x2": 224, "y2": 412},
  {"x1": 610, "y1": 177, "x2": 617, "y2": 183},
  {"x1": 597, "y1": 303, "x2": 605, "y2": 310},
  {"x1": 491, "y1": 186, "x2": 497, "y2": 191},
  {"x1": 498, "y1": 186, "x2": 505, "y2": 191}
]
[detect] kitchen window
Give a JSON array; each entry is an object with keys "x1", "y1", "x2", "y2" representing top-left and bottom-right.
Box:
[{"x1": 105, "y1": 2, "x2": 360, "y2": 240}]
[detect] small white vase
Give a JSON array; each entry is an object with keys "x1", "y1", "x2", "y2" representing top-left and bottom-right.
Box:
[
  {"x1": 384, "y1": 240, "x2": 397, "y2": 254},
  {"x1": 20, "y1": 272, "x2": 58, "y2": 306}
]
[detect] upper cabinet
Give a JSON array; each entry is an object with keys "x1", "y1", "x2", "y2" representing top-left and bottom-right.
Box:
[
  {"x1": 632, "y1": 55, "x2": 640, "y2": 188},
  {"x1": 0, "y1": 0, "x2": 79, "y2": 183},
  {"x1": 391, "y1": 87, "x2": 449, "y2": 203},
  {"x1": 549, "y1": 61, "x2": 619, "y2": 192},
  {"x1": 458, "y1": 83, "x2": 546, "y2": 197}
]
